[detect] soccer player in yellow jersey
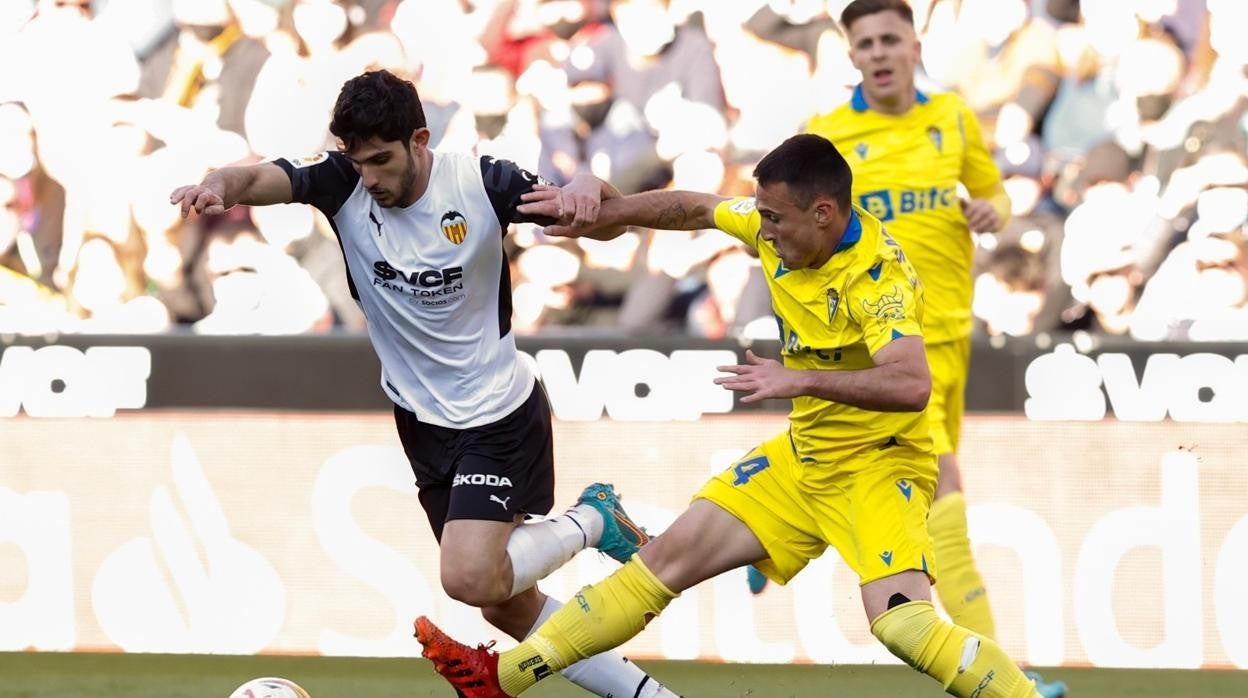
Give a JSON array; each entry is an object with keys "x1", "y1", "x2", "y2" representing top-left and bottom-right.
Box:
[
  {"x1": 801, "y1": 5, "x2": 1064, "y2": 695},
  {"x1": 414, "y1": 134, "x2": 1044, "y2": 698}
]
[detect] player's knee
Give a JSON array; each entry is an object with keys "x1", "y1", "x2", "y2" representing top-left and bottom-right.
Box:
[
  {"x1": 441, "y1": 562, "x2": 510, "y2": 607},
  {"x1": 869, "y1": 596, "x2": 940, "y2": 670},
  {"x1": 442, "y1": 574, "x2": 509, "y2": 607},
  {"x1": 634, "y1": 533, "x2": 688, "y2": 586}
]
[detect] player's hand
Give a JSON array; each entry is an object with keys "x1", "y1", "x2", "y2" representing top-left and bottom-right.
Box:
[
  {"x1": 518, "y1": 183, "x2": 573, "y2": 222},
  {"x1": 560, "y1": 173, "x2": 603, "y2": 227},
  {"x1": 170, "y1": 183, "x2": 227, "y2": 218},
  {"x1": 960, "y1": 198, "x2": 1001, "y2": 233},
  {"x1": 714, "y1": 350, "x2": 802, "y2": 404},
  {"x1": 518, "y1": 183, "x2": 595, "y2": 237}
]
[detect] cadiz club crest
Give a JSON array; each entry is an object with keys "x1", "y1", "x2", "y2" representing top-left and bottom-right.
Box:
[
  {"x1": 827, "y1": 288, "x2": 840, "y2": 323},
  {"x1": 440, "y1": 210, "x2": 468, "y2": 245}
]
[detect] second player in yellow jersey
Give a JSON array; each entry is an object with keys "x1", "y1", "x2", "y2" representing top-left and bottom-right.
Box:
[{"x1": 808, "y1": 86, "x2": 1006, "y2": 344}]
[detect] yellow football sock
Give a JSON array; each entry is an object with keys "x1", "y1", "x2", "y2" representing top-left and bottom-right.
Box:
[
  {"x1": 929, "y1": 491, "x2": 997, "y2": 639},
  {"x1": 871, "y1": 600, "x2": 1036, "y2": 698},
  {"x1": 497, "y1": 555, "x2": 677, "y2": 695}
]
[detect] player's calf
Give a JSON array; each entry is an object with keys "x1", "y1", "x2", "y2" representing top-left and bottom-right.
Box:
[{"x1": 871, "y1": 596, "x2": 1040, "y2": 698}]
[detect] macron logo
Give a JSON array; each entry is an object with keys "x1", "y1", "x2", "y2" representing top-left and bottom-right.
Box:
[{"x1": 896, "y1": 480, "x2": 912, "y2": 501}]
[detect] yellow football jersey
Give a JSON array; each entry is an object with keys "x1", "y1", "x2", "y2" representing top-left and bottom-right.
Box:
[
  {"x1": 713, "y1": 198, "x2": 933, "y2": 464},
  {"x1": 806, "y1": 87, "x2": 1005, "y2": 343}
]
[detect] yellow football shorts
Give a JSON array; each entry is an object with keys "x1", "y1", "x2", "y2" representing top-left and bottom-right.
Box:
[
  {"x1": 925, "y1": 336, "x2": 971, "y2": 457},
  {"x1": 695, "y1": 430, "x2": 938, "y2": 586}
]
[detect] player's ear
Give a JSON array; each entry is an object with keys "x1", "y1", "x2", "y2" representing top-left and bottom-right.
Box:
[
  {"x1": 411, "y1": 127, "x2": 431, "y2": 149},
  {"x1": 813, "y1": 199, "x2": 835, "y2": 225}
]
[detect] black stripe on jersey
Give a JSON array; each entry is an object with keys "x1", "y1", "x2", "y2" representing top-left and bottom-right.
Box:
[
  {"x1": 479, "y1": 155, "x2": 558, "y2": 230},
  {"x1": 324, "y1": 216, "x2": 360, "y2": 301},
  {"x1": 498, "y1": 246, "x2": 512, "y2": 338},
  {"x1": 274, "y1": 152, "x2": 360, "y2": 216}
]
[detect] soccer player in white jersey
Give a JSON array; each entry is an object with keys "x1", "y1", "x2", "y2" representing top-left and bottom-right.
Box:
[{"x1": 170, "y1": 69, "x2": 677, "y2": 698}]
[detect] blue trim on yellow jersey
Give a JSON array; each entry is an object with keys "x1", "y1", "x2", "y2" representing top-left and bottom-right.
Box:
[
  {"x1": 850, "y1": 84, "x2": 930, "y2": 113},
  {"x1": 836, "y1": 210, "x2": 863, "y2": 253}
]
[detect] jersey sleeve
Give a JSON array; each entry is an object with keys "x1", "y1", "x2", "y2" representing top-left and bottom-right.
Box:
[
  {"x1": 479, "y1": 156, "x2": 557, "y2": 230},
  {"x1": 850, "y1": 254, "x2": 925, "y2": 356},
  {"x1": 956, "y1": 101, "x2": 1006, "y2": 201},
  {"x1": 711, "y1": 197, "x2": 762, "y2": 251},
  {"x1": 273, "y1": 152, "x2": 360, "y2": 216}
]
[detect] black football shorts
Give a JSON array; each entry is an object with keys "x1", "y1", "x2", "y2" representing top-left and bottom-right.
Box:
[{"x1": 393, "y1": 381, "x2": 556, "y2": 542}]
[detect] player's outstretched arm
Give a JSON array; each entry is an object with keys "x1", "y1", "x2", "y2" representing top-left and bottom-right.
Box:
[
  {"x1": 519, "y1": 187, "x2": 727, "y2": 240},
  {"x1": 169, "y1": 162, "x2": 293, "y2": 218}
]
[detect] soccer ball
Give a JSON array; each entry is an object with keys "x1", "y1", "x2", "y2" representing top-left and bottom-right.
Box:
[{"x1": 228, "y1": 677, "x2": 311, "y2": 698}]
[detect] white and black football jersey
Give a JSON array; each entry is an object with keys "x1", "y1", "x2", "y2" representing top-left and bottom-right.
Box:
[{"x1": 274, "y1": 150, "x2": 555, "y2": 428}]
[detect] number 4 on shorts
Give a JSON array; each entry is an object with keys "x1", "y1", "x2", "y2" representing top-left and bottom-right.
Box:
[{"x1": 731, "y1": 456, "x2": 770, "y2": 486}]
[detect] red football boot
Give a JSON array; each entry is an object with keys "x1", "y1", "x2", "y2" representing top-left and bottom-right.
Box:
[{"x1": 415, "y1": 616, "x2": 509, "y2": 698}]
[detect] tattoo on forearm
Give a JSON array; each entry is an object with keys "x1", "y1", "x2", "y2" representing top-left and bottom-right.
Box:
[{"x1": 655, "y1": 202, "x2": 688, "y2": 230}]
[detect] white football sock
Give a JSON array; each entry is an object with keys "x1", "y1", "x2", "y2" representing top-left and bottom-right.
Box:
[
  {"x1": 526, "y1": 595, "x2": 679, "y2": 698},
  {"x1": 506, "y1": 507, "x2": 602, "y2": 598},
  {"x1": 564, "y1": 502, "x2": 605, "y2": 546}
]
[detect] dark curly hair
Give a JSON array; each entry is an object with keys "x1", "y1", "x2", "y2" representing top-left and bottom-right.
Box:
[{"x1": 330, "y1": 70, "x2": 428, "y2": 150}]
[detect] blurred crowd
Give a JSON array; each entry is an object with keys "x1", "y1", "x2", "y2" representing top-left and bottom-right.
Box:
[{"x1": 0, "y1": 0, "x2": 1244, "y2": 341}]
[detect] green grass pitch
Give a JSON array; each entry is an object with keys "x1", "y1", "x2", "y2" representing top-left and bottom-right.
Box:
[{"x1": 2, "y1": 652, "x2": 1245, "y2": 697}]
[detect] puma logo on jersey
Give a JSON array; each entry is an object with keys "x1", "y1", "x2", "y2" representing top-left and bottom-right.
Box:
[
  {"x1": 369, "y1": 211, "x2": 383, "y2": 236},
  {"x1": 490, "y1": 494, "x2": 511, "y2": 510}
]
